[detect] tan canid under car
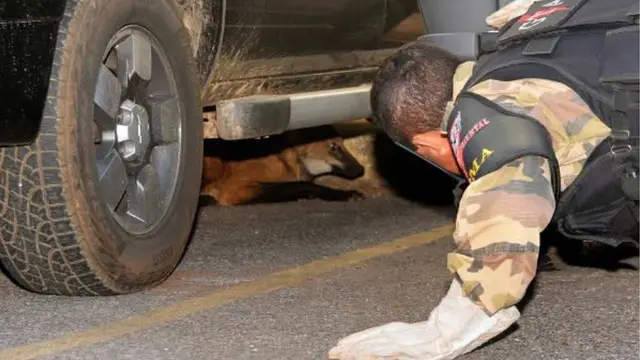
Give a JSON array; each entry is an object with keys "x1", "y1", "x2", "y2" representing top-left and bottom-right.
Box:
[{"x1": 199, "y1": 125, "x2": 371, "y2": 206}]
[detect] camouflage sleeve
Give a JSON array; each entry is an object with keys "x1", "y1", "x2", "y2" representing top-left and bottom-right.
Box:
[{"x1": 447, "y1": 155, "x2": 556, "y2": 316}]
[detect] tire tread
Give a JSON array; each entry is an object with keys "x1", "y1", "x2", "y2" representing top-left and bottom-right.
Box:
[
  {"x1": 1, "y1": 0, "x2": 119, "y2": 295},
  {"x1": 1, "y1": 0, "x2": 201, "y2": 296}
]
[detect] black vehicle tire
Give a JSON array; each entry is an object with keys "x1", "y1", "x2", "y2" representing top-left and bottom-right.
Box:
[{"x1": 0, "y1": 0, "x2": 203, "y2": 295}]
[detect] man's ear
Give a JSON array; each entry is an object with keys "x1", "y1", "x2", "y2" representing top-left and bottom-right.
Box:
[{"x1": 412, "y1": 131, "x2": 461, "y2": 175}]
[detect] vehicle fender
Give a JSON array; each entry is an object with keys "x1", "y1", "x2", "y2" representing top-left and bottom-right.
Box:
[{"x1": 175, "y1": 0, "x2": 225, "y2": 86}]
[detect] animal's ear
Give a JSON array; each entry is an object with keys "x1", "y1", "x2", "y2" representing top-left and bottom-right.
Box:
[{"x1": 328, "y1": 141, "x2": 341, "y2": 152}]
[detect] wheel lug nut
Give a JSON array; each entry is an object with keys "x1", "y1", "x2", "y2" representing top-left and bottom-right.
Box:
[
  {"x1": 115, "y1": 100, "x2": 151, "y2": 163},
  {"x1": 119, "y1": 111, "x2": 134, "y2": 126},
  {"x1": 118, "y1": 140, "x2": 136, "y2": 161}
]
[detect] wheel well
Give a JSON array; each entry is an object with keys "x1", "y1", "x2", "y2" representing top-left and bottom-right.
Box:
[{"x1": 174, "y1": 0, "x2": 224, "y2": 85}]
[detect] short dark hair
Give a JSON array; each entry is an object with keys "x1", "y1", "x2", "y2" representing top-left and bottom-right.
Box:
[{"x1": 371, "y1": 39, "x2": 461, "y2": 148}]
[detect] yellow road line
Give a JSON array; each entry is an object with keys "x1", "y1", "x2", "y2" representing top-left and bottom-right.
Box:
[{"x1": 0, "y1": 223, "x2": 454, "y2": 360}]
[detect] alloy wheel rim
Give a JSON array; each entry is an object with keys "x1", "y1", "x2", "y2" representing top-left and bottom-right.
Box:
[{"x1": 92, "y1": 25, "x2": 183, "y2": 235}]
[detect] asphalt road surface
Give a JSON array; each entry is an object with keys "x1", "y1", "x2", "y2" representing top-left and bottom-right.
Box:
[{"x1": 0, "y1": 195, "x2": 638, "y2": 360}]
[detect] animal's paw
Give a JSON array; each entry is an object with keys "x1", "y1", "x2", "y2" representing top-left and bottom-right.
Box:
[
  {"x1": 347, "y1": 191, "x2": 365, "y2": 201},
  {"x1": 197, "y1": 195, "x2": 219, "y2": 207}
]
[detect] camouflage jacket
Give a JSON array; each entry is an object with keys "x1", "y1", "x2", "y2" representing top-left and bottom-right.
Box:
[{"x1": 445, "y1": 61, "x2": 611, "y2": 315}]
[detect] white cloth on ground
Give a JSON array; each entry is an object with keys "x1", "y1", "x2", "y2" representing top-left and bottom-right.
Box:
[{"x1": 328, "y1": 280, "x2": 521, "y2": 360}]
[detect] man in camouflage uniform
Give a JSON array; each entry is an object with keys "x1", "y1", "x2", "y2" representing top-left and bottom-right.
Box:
[
  {"x1": 328, "y1": 1, "x2": 632, "y2": 359},
  {"x1": 445, "y1": 61, "x2": 610, "y2": 315}
]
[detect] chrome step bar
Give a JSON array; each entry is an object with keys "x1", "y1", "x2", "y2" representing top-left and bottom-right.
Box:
[{"x1": 213, "y1": 84, "x2": 372, "y2": 140}]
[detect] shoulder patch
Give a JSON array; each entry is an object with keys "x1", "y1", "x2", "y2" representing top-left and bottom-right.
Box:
[
  {"x1": 448, "y1": 110, "x2": 493, "y2": 181},
  {"x1": 446, "y1": 91, "x2": 560, "y2": 193},
  {"x1": 498, "y1": 0, "x2": 587, "y2": 44}
]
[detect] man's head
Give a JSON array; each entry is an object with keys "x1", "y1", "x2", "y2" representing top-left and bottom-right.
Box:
[{"x1": 370, "y1": 39, "x2": 462, "y2": 174}]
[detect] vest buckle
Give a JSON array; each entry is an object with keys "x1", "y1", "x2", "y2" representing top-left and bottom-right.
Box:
[
  {"x1": 611, "y1": 144, "x2": 632, "y2": 156},
  {"x1": 611, "y1": 129, "x2": 631, "y2": 142}
]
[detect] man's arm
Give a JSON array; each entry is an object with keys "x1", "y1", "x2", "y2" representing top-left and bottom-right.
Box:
[{"x1": 448, "y1": 155, "x2": 556, "y2": 315}]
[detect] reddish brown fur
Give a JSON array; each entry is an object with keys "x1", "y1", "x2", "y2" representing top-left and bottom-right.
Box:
[
  {"x1": 200, "y1": 126, "x2": 364, "y2": 206},
  {"x1": 201, "y1": 149, "x2": 303, "y2": 205}
]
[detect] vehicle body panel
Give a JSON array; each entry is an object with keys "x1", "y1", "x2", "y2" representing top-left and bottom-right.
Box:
[
  {"x1": 202, "y1": 0, "x2": 419, "y2": 104},
  {"x1": 0, "y1": 0, "x2": 422, "y2": 145}
]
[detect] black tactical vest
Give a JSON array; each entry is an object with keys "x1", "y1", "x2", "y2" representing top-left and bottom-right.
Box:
[{"x1": 447, "y1": 0, "x2": 639, "y2": 247}]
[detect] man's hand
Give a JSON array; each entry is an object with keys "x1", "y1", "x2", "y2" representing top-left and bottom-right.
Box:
[{"x1": 328, "y1": 280, "x2": 520, "y2": 360}]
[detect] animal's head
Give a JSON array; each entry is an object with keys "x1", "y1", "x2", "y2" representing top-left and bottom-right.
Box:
[{"x1": 297, "y1": 137, "x2": 365, "y2": 181}]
